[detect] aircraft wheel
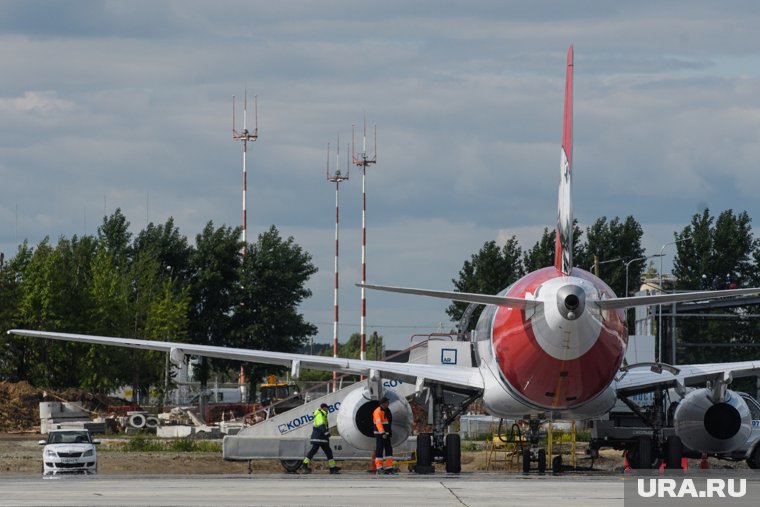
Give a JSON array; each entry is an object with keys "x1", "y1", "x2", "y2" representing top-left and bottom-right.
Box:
[
  {"x1": 415, "y1": 433, "x2": 435, "y2": 474},
  {"x1": 522, "y1": 449, "x2": 531, "y2": 473},
  {"x1": 747, "y1": 446, "x2": 760, "y2": 470},
  {"x1": 445, "y1": 433, "x2": 461, "y2": 473},
  {"x1": 665, "y1": 436, "x2": 683, "y2": 469},
  {"x1": 633, "y1": 436, "x2": 653, "y2": 469},
  {"x1": 537, "y1": 449, "x2": 547, "y2": 474},
  {"x1": 280, "y1": 459, "x2": 302, "y2": 473},
  {"x1": 552, "y1": 454, "x2": 562, "y2": 474}
]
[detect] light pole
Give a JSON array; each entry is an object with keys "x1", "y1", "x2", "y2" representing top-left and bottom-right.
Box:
[
  {"x1": 624, "y1": 254, "x2": 663, "y2": 335},
  {"x1": 588, "y1": 256, "x2": 623, "y2": 277},
  {"x1": 625, "y1": 254, "x2": 664, "y2": 298},
  {"x1": 658, "y1": 237, "x2": 691, "y2": 363}
]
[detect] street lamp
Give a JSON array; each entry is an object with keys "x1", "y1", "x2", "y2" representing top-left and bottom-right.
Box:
[
  {"x1": 624, "y1": 254, "x2": 664, "y2": 336},
  {"x1": 658, "y1": 237, "x2": 691, "y2": 363},
  {"x1": 588, "y1": 256, "x2": 623, "y2": 277}
]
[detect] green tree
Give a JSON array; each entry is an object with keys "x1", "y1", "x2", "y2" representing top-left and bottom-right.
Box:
[
  {"x1": 578, "y1": 216, "x2": 645, "y2": 296},
  {"x1": 446, "y1": 237, "x2": 524, "y2": 330},
  {"x1": 187, "y1": 222, "x2": 243, "y2": 385},
  {"x1": 523, "y1": 221, "x2": 584, "y2": 273},
  {"x1": 233, "y1": 226, "x2": 318, "y2": 381},
  {"x1": 672, "y1": 209, "x2": 759, "y2": 365}
]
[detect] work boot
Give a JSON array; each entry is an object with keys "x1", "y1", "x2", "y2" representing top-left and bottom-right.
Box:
[
  {"x1": 384, "y1": 467, "x2": 398, "y2": 475},
  {"x1": 329, "y1": 467, "x2": 341, "y2": 474},
  {"x1": 301, "y1": 464, "x2": 312, "y2": 474}
]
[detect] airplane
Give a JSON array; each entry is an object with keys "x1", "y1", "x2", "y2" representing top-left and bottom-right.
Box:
[{"x1": 9, "y1": 46, "x2": 760, "y2": 473}]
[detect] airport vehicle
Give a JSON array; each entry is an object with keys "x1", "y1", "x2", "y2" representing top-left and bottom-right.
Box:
[
  {"x1": 39, "y1": 429, "x2": 99, "y2": 476},
  {"x1": 259, "y1": 375, "x2": 302, "y2": 412},
  {"x1": 10, "y1": 46, "x2": 760, "y2": 473}
]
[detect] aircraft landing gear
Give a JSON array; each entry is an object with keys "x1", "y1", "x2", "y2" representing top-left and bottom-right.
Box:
[
  {"x1": 415, "y1": 384, "x2": 479, "y2": 474},
  {"x1": 521, "y1": 419, "x2": 548, "y2": 474}
]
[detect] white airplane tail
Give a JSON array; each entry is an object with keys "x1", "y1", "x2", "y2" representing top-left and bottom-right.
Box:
[{"x1": 555, "y1": 45, "x2": 574, "y2": 275}]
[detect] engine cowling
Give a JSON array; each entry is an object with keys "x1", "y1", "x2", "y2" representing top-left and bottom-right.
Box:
[
  {"x1": 336, "y1": 388, "x2": 413, "y2": 450},
  {"x1": 673, "y1": 388, "x2": 752, "y2": 454}
]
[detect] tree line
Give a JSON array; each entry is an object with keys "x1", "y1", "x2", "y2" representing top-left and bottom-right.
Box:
[
  {"x1": 2, "y1": 207, "x2": 759, "y2": 396},
  {"x1": 0, "y1": 210, "x2": 317, "y2": 399}
]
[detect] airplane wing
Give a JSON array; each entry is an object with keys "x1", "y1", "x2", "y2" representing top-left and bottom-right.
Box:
[
  {"x1": 359, "y1": 284, "x2": 760, "y2": 311},
  {"x1": 6, "y1": 329, "x2": 485, "y2": 391},
  {"x1": 357, "y1": 283, "x2": 538, "y2": 309},
  {"x1": 615, "y1": 360, "x2": 760, "y2": 396},
  {"x1": 596, "y1": 287, "x2": 760, "y2": 310}
]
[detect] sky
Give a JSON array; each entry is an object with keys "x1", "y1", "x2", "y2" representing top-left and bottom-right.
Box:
[{"x1": 1, "y1": 1, "x2": 760, "y2": 350}]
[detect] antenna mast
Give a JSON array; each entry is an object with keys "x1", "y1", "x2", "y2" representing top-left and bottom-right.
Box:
[
  {"x1": 327, "y1": 137, "x2": 350, "y2": 392},
  {"x1": 352, "y1": 118, "x2": 377, "y2": 362},
  {"x1": 232, "y1": 89, "x2": 259, "y2": 255}
]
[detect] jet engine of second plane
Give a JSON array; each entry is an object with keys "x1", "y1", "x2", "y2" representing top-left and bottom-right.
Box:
[
  {"x1": 336, "y1": 388, "x2": 413, "y2": 450},
  {"x1": 673, "y1": 388, "x2": 752, "y2": 453}
]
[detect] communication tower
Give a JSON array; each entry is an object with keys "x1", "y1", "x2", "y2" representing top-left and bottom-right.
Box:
[
  {"x1": 232, "y1": 90, "x2": 259, "y2": 255},
  {"x1": 326, "y1": 137, "x2": 350, "y2": 391},
  {"x1": 352, "y1": 119, "x2": 377, "y2": 362}
]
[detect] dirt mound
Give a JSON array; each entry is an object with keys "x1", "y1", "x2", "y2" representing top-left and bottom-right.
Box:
[
  {"x1": 0, "y1": 381, "x2": 45, "y2": 432},
  {"x1": 0, "y1": 381, "x2": 115, "y2": 432}
]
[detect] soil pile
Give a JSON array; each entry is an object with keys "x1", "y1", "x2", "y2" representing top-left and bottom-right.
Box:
[{"x1": 0, "y1": 381, "x2": 113, "y2": 432}]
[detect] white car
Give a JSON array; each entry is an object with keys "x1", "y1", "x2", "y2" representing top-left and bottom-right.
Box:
[{"x1": 39, "y1": 429, "x2": 100, "y2": 476}]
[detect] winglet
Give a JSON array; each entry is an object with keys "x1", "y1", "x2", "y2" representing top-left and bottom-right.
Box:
[{"x1": 555, "y1": 45, "x2": 574, "y2": 275}]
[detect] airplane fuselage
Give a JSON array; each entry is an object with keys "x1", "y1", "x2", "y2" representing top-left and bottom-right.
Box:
[{"x1": 476, "y1": 266, "x2": 627, "y2": 419}]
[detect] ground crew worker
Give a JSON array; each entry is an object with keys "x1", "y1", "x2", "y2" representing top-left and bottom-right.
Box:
[
  {"x1": 302, "y1": 403, "x2": 340, "y2": 474},
  {"x1": 373, "y1": 397, "x2": 397, "y2": 474}
]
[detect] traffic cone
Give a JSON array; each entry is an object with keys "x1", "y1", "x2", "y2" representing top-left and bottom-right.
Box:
[{"x1": 368, "y1": 451, "x2": 377, "y2": 473}]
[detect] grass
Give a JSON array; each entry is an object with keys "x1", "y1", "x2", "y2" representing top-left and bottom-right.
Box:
[{"x1": 101, "y1": 436, "x2": 222, "y2": 453}]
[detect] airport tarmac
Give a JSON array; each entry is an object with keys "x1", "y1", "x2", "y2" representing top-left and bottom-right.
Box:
[{"x1": 0, "y1": 472, "x2": 625, "y2": 506}]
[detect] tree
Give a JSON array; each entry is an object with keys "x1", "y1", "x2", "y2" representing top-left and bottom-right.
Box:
[
  {"x1": 446, "y1": 237, "x2": 524, "y2": 330},
  {"x1": 672, "y1": 209, "x2": 759, "y2": 365},
  {"x1": 233, "y1": 226, "x2": 318, "y2": 381},
  {"x1": 187, "y1": 222, "x2": 243, "y2": 385},
  {"x1": 523, "y1": 221, "x2": 584, "y2": 273},
  {"x1": 578, "y1": 216, "x2": 645, "y2": 296}
]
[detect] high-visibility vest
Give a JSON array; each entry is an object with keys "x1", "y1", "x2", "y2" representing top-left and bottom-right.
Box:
[
  {"x1": 313, "y1": 408, "x2": 328, "y2": 429},
  {"x1": 373, "y1": 405, "x2": 390, "y2": 434}
]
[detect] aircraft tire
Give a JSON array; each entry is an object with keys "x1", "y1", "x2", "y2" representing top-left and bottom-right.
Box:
[
  {"x1": 635, "y1": 436, "x2": 653, "y2": 469},
  {"x1": 537, "y1": 448, "x2": 547, "y2": 474},
  {"x1": 445, "y1": 433, "x2": 461, "y2": 473},
  {"x1": 522, "y1": 449, "x2": 531, "y2": 473},
  {"x1": 747, "y1": 446, "x2": 760, "y2": 470},
  {"x1": 415, "y1": 432, "x2": 433, "y2": 473},
  {"x1": 552, "y1": 454, "x2": 562, "y2": 474},
  {"x1": 665, "y1": 436, "x2": 683, "y2": 469}
]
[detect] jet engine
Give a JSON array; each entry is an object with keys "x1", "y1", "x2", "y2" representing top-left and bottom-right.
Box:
[
  {"x1": 673, "y1": 388, "x2": 752, "y2": 454},
  {"x1": 336, "y1": 388, "x2": 413, "y2": 450}
]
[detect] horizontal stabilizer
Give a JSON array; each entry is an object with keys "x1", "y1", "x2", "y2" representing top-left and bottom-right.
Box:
[
  {"x1": 357, "y1": 283, "x2": 537, "y2": 309},
  {"x1": 595, "y1": 287, "x2": 760, "y2": 310}
]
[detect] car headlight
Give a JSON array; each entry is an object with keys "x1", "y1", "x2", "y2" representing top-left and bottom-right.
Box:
[
  {"x1": 44, "y1": 449, "x2": 58, "y2": 458},
  {"x1": 82, "y1": 449, "x2": 94, "y2": 457}
]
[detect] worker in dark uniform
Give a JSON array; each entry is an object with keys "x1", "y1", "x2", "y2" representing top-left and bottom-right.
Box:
[
  {"x1": 302, "y1": 403, "x2": 340, "y2": 474},
  {"x1": 372, "y1": 397, "x2": 397, "y2": 474}
]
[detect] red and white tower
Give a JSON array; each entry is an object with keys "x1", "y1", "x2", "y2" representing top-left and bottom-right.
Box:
[
  {"x1": 232, "y1": 90, "x2": 259, "y2": 255},
  {"x1": 326, "y1": 137, "x2": 350, "y2": 391},
  {"x1": 352, "y1": 120, "x2": 377, "y2": 362}
]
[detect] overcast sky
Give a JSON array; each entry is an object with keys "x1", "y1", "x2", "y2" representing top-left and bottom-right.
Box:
[{"x1": 2, "y1": 1, "x2": 760, "y2": 349}]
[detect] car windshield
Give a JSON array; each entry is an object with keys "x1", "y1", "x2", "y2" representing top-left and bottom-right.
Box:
[{"x1": 48, "y1": 431, "x2": 91, "y2": 444}]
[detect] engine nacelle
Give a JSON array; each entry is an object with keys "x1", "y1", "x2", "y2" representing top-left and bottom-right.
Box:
[
  {"x1": 673, "y1": 388, "x2": 752, "y2": 454},
  {"x1": 336, "y1": 388, "x2": 413, "y2": 450}
]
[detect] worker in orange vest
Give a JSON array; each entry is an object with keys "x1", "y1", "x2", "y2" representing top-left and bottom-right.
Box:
[{"x1": 372, "y1": 397, "x2": 397, "y2": 474}]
